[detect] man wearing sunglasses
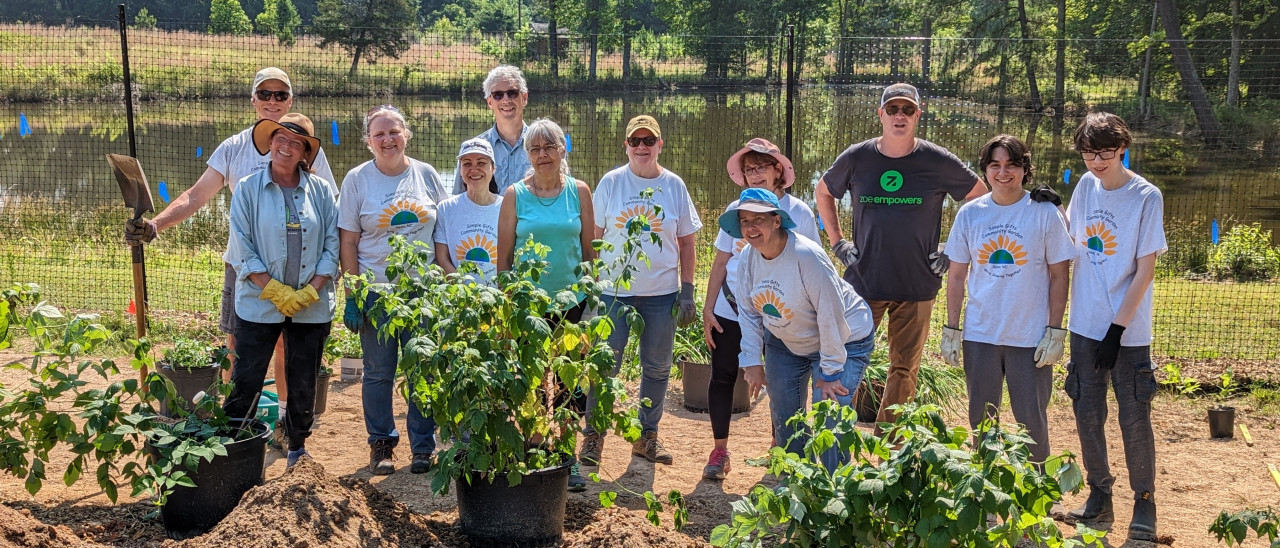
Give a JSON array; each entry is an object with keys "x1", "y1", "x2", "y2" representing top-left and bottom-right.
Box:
[
  {"x1": 452, "y1": 65, "x2": 532, "y2": 196},
  {"x1": 814, "y1": 82, "x2": 986, "y2": 432},
  {"x1": 123, "y1": 67, "x2": 336, "y2": 402}
]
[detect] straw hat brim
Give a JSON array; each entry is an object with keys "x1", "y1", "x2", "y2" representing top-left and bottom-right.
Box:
[{"x1": 252, "y1": 119, "x2": 321, "y2": 168}]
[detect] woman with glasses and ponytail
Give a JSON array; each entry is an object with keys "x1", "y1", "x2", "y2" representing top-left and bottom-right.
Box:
[
  {"x1": 700, "y1": 138, "x2": 820, "y2": 480},
  {"x1": 337, "y1": 104, "x2": 448, "y2": 477}
]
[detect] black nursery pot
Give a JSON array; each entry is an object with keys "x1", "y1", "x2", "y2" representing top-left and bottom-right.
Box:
[
  {"x1": 454, "y1": 458, "x2": 572, "y2": 545},
  {"x1": 156, "y1": 364, "x2": 220, "y2": 417},
  {"x1": 680, "y1": 361, "x2": 752, "y2": 413},
  {"x1": 1208, "y1": 406, "x2": 1236, "y2": 439},
  {"x1": 148, "y1": 418, "x2": 271, "y2": 539}
]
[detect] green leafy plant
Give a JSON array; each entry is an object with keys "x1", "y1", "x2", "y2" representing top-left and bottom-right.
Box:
[
  {"x1": 1210, "y1": 507, "x2": 1280, "y2": 547},
  {"x1": 860, "y1": 347, "x2": 967, "y2": 416},
  {"x1": 324, "y1": 328, "x2": 362, "y2": 360},
  {"x1": 673, "y1": 314, "x2": 711, "y2": 364},
  {"x1": 161, "y1": 337, "x2": 230, "y2": 372},
  {"x1": 1159, "y1": 361, "x2": 1202, "y2": 398},
  {"x1": 1216, "y1": 367, "x2": 1238, "y2": 408},
  {"x1": 710, "y1": 402, "x2": 1104, "y2": 548},
  {"x1": 1208, "y1": 223, "x2": 1280, "y2": 282}
]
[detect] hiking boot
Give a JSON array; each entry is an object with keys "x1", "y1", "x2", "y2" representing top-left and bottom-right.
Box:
[
  {"x1": 410, "y1": 453, "x2": 433, "y2": 474},
  {"x1": 369, "y1": 439, "x2": 395, "y2": 475},
  {"x1": 579, "y1": 433, "x2": 604, "y2": 466},
  {"x1": 286, "y1": 447, "x2": 310, "y2": 469},
  {"x1": 632, "y1": 431, "x2": 673, "y2": 465},
  {"x1": 567, "y1": 461, "x2": 587, "y2": 492},
  {"x1": 1128, "y1": 493, "x2": 1158, "y2": 541},
  {"x1": 272, "y1": 420, "x2": 289, "y2": 453},
  {"x1": 703, "y1": 447, "x2": 731, "y2": 480},
  {"x1": 1065, "y1": 489, "x2": 1113, "y2": 523}
]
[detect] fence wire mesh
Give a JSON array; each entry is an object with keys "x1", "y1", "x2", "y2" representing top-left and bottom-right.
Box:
[{"x1": 1, "y1": 21, "x2": 1277, "y2": 362}]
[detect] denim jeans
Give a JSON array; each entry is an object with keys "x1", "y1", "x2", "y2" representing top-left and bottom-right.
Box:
[
  {"x1": 361, "y1": 292, "x2": 436, "y2": 456},
  {"x1": 585, "y1": 292, "x2": 678, "y2": 435},
  {"x1": 223, "y1": 317, "x2": 330, "y2": 451},
  {"x1": 1064, "y1": 333, "x2": 1157, "y2": 500},
  {"x1": 764, "y1": 331, "x2": 874, "y2": 472}
]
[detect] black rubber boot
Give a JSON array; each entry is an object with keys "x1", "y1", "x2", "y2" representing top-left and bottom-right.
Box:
[
  {"x1": 1066, "y1": 489, "x2": 1113, "y2": 523},
  {"x1": 1128, "y1": 492, "x2": 1157, "y2": 541}
]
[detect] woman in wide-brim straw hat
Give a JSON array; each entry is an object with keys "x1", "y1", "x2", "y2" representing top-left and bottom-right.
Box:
[
  {"x1": 700, "y1": 138, "x2": 819, "y2": 480},
  {"x1": 723, "y1": 187, "x2": 874, "y2": 472},
  {"x1": 224, "y1": 112, "x2": 338, "y2": 469}
]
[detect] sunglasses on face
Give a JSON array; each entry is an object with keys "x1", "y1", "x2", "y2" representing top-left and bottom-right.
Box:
[
  {"x1": 255, "y1": 89, "x2": 290, "y2": 102},
  {"x1": 490, "y1": 89, "x2": 521, "y2": 101},
  {"x1": 627, "y1": 136, "x2": 659, "y2": 147},
  {"x1": 1080, "y1": 149, "x2": 1119, "y2": 161},
  {"x1": 883, "y1": 104, "x2": 917, "y2": 116}
]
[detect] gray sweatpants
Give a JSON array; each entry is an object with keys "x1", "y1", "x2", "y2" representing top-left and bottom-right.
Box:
[
  {"x1": 962, "y1": 341, "x2": 1053, "y2": 464},
  {"x1": 1064, "y1": 333, "x2": 1157, "y2": 500}
]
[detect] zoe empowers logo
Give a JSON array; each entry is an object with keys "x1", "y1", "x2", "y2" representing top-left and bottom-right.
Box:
[
  {"x1": 880, "y1": 170, "x2": 904, "y2": 192},
  {"x1": 861, "y1": 169, "x2": 922, "y2": 205}
]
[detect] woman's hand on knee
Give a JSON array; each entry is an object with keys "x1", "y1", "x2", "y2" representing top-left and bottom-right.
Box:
[{"x1": 814, "y1": 378, "x2": 850, "y2": 401}]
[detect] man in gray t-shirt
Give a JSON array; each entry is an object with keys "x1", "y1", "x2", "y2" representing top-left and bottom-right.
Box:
[{"x1": 815, "y1": 83, "x2": 985, "y2": 430}]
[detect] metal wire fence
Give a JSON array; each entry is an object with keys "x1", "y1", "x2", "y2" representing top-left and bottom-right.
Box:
[{"x1": 1, "y1": 19, "x2": 1278, "y2": 362}]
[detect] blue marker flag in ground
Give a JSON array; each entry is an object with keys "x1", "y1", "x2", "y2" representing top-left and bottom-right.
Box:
[
  {"x1": 158, "y1": 181, "x2": 170, "y2": 203},
  {"x1": 331, "y1": 121, "x2": 339, "y2": 146},
  {"x1": 1063, "y1": 168, "x2": 1071, "y2": 185},
  {"x1": 565, "y1": 133, "x2": 572, "y2": 152},
  {"x1": 1212, "y1": 218, "x2": 1220, "y2": 245},
  {"x1": 1122, "y1": 150, "x2": 1130, "y2": 169},
  {"x1": 196, "y1": 146, "x2": 202, "y2": 157},
  {"x1": 19, "y1": 113, "x2": 30, "y2": 137}
]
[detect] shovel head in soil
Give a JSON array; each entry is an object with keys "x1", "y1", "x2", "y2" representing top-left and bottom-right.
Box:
[{"x1": 106, "y1": 153, "x2": 155, "y2": 219}]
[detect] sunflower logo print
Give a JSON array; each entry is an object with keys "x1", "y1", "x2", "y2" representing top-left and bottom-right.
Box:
[
  {"x1": 977, "y1": 234, "x2": 1029, "y2": 266},
  {"x1": 456, "y1": 235, "x2": 498, "y2": 264},
  {"x1": 614, "y1": 205, "x2": 664, "y2": 234},
  {"x1": 751, "y1": 290, "x2": 794, "y2": 321},
  {"x1": 1084, "y1": 222, "x2": 1118, "y2": 256},
  {"x1": 377, "y1": 199, "x2": 431, "y2": 229},
  {"x1": 733, "y1": 239, "x2": 747, "y2": 254}
]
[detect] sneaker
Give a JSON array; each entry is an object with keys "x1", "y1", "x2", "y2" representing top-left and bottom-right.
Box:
[
  {"x1": 1128, "y1": 493, "x2": 1158, "y2": 541},
  {"x1": 703, "y1": 447, "x2": 731, "y2": 480},
  {"x1": 632, "y1": 431, "x2": 673, "y2": 465},
  {"x1": 410, "y1": 453, "x2": 433, "y2": 474},
  {"x1": 272, "y1": 420, "x2": 288, "y2": 452},
  {"x1": 567, "y1": 461, "x2": 587, "y2": 492},
  {"x1": 1065, "y1": 489, "x2": 1113, "y2": 524},
  {"x1": 369, "y1": 439, "x2": 395, "y2": 475},
  {"x1": 286, "y1": 448, "x2": 310, "y2": 468},
  {"x1": 579, "y1": 433, "x2": 604, "y2": 466}
]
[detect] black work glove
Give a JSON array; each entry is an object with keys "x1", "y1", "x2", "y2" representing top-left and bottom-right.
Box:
[
  {"x1": 1030, "y1": 184, "x2": 1062, "y2": 206},
  {"x1": 1094, "y1": 323, "x2": 1125, "y2": 371}
]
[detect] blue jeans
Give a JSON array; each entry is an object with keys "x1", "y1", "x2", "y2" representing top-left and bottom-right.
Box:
[
  {"x1": 361, "y1": 292, "x2": 436, "y2": 455},
  {"x1": 764, "y1": 331, "x2": 874, "y2": 471},
  {"x1": 585, "y1": 292, "x2": 678, "y2": 435}
]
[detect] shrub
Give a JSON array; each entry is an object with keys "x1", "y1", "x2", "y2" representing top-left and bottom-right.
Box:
[
  {"x1": 1210, "y1": 507, "x2": 1280, "y2": 546},
  {"x1": 209, "y1": 0, "x2": 253, "y2": 37},
  {"x1": 1207, "y1": 223, "x2": 1280, "y2": 282},
  {"x1": 132, "y1": 7, "x2": 157, "y2": 30}
]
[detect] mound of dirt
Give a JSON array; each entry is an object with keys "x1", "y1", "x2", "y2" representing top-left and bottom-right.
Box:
[
  {"x1": 172, "y1": 458, "x2": 447, "y2": 548},
  {"x1": 564, "y1": 506, "x2": 708, "y2": 548},
  {"x1": 0, "y1": 504, "x2": 100, "y2": 548}
]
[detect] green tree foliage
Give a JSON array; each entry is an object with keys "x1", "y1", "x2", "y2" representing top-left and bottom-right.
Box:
[
  {"x1": 209, "y1": 0, "x2": 253, "y2": 36},
  {"x1": 132, "y1": 7, "x2": 158, "y2": 30},
  {"x1": 313, "y1": 0, "x2": 419, "y2": 77},
  {"x1": 257, "y1": 0, "x2": 303, "y2": 44}
]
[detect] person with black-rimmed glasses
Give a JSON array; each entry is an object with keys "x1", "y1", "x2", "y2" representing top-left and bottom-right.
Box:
[{"x1": 452, "y1": 65, "x2": 532, "y2": 196}]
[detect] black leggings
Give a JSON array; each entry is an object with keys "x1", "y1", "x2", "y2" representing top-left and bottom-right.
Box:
[{"x1": 709, "y1": 314, "x2": 743, "y2": 440}]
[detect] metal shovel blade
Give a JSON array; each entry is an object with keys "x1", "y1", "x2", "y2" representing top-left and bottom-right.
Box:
[{"x1": 106, "y1": 153, "x2": 154, "y2": 219}]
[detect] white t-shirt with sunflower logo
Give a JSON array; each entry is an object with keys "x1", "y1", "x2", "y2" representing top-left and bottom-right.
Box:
[
  {"x1": 945, "y1": 193, "x2": 1075, "y2": 347},
  {"x1": 1065, "y1": 173, "x2": 1167, "y2": 346},
  {"x1": 593, "y1": 166, "x2": 702, "y2": 297},
  {"x1": 433, "y1": 193, "x2": 502, "y2": 285},
  {"x1": 713, "y1": 193, "x2": 821, "y2": 321},
  {"x1": 337, "y1": 158, "x2": 449, "y2": 283}
]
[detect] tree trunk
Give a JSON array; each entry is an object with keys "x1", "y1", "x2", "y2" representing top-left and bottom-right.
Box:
[
  {"x1": 588, "y1": 0, "x2": 599, "y2": 80},
  {"x1": 1139, "y1": 1, "x2": 1158, "y2": 120},
  {"x1": 1054, "y1": 0, "x2": 1065, "y2": 110},
  {"x1": 348, "y1": 43, "x2": 364, "y2": 78},
  {"x1": 921, "y1": 16, "x2": 932, "y2": 89},
  {"x1": 890, "y1": 20, "x2": 900, "y2": 81},
  {"x1": 836, "y1": 0, "x2": 851, "y2": 77},
  {"x1": 622, "y1": 35, "x2": 632, "y2": 81},
  {"x1": 1227, "y1": 0, "x2": 1241, "y2": 107},
  {"x1": 548, "y1": 0, "x2": 558, "y2": 78},
  {"x1": 766, "y1": 40, "x2": 774, "y2": 81},
  {"x1": 1016, "y1": 0, "x2": 1042, "y2": 111},
  {"x1": 1157, "y1": 0, "x2": 1220, "y2": 142}
]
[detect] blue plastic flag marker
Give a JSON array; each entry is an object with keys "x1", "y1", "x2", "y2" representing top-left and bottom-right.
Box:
[
  {"x1": 1122, "y1": 150, "x2": 1130, "y2": 169},
  {"x1": 196, "y1": 146, "x2": 202, "y2": 157},
  {"x1": 1063, "y1": 168, "x2": 1071, "y2": 185},
  {"x1": 158, "y1": 181, "x2": 170, "y2": 203},
  {"x1": 19, "y1": 113, "x2": 30, "y2": 137},
  {"x1": 817, "y1": 215, "x2": 824, "y2": 230},
  {"x1": 331, "y1": 120, "x2": 339, "y2": 146},
  {"x1": 1212, "y1": 218, "x2": 1220, "y2": 245},
  {"x1": 565, "y1": 133, "x2": 572, "y2": 152}
]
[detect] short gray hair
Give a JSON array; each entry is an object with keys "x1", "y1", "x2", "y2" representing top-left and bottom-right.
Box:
[
  {"x1": 524, "y1": 118, "x2": 571, "y2": 177},
  {"x1": 482, "y1": 65, "x2": 528, "y2": 98}
]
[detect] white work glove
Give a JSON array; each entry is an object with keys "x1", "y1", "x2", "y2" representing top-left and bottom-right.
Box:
[
  {"x1": 832, "y1": 239, "x2": 859, "y2": 267},
  {"x1": 1033, "y1": 326, "x2": 1068, "y2": 368},
  {"x1": 940, "y1": 325, "x2": 962, "y2": 368}
]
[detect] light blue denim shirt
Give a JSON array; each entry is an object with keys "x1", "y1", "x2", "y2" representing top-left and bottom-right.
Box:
[
  {"x1": 228, "y1": 165, "x2": 339, "y2": 324},
  {"x1": 451, "y1": 123, "x2": 530, "y2": 196}
]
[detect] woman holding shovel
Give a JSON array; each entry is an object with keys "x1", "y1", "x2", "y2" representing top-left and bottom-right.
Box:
[{"x1": 223, "y1": 114, "x2": 339, "y2": 469}]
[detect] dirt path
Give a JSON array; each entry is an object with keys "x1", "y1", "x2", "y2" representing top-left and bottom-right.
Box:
[{"x1": 3, "y1": 356, "x2": 1278, "y2": 547}]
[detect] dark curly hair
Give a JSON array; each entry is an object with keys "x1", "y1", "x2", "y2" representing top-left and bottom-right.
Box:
[{"x1": 977, "y1": 134, "x2": 1034, "y2": 186}]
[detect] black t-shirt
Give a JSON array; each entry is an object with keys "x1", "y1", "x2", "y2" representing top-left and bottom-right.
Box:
[{"x1": 822, "y1": 138, "x2": 980, "y2": 301}]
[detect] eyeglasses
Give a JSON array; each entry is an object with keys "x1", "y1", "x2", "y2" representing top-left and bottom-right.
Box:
[
  {"x1": 528, "y1": 144, "x2": 560, "y2": 156},
  {"x1": 1080, "y1": 148, "x2": 1119, "y2": 161},
  {"x1": 255, "y1": 89, "x2": 290, "y2": 102},
  {"x1": 742, "y1": 163, "x2": 776, "y2": 176},
  {"x1": 489, "y1": 89, "x2": 521, "y2": 101},
  {"x1": 738, "y1": 213, "x2": 778, "y2": 229},
  {"x1": 626, "y1": 136, "x2": 659, "y2": 147},
  {"x1": 272, "y1": 133, "x2": 306, "y2": 149},
  {"x1": 883, "y1": 104, "x2": 917, "y2": 116}
]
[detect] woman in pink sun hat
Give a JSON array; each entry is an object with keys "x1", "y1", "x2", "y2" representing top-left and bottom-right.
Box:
[{"x1": 700, "y1": 138, "x2": 820, "y2": 480}]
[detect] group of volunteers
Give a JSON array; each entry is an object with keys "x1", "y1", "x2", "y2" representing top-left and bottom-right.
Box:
[{"x1": 122, "y1": 66, "x2": 1164, "y2": 541}]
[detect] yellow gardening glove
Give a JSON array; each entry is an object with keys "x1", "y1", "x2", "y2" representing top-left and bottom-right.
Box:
[
  {"x1": 293, "y1": 285, "x2": 319, "y2": 310},
  {"x1": 259, "y1": 279, "x2": 303, "y2": 316}
]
